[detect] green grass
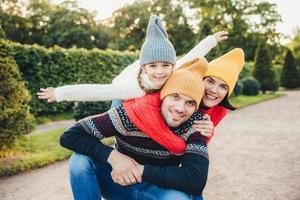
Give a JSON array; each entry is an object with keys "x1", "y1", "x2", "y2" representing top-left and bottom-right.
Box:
[
  {"x1": 230, "y1": 92, "x2": 284, "y2": 108},
  {"x1": 33, "y1": 112, "x2": 74, "y2": 125},
  {"x1": 0, "y1": 129, "x2": 115, "y2": 176},
  {"x1": 0, "y1": 92, "x2": 284, "y2": 177}
]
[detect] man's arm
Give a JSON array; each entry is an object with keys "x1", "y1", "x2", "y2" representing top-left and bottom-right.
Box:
[
  {"x1": 141, "y1": 134, "x2": 209, "y2": 196},
  {"x1": 60, "y1": 113, "x2": 142, "y2": 182},
  {"x1": 60, "y1": 122, "x2": 114, "y2": 163}
]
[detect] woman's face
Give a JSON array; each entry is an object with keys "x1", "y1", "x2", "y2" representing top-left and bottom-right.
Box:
[
  {"x1": 202, "y1": 76, "x2": 228, "y2": 107},
  {"x1": 142, "y1": 62, "x2": 174, "y2": 88}
]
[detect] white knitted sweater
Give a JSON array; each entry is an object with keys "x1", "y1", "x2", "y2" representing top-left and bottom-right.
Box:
[{"x1": 54, "y1": 35, "x2": 217, "y2": 102}]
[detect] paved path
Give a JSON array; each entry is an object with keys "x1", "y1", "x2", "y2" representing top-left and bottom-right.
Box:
[
  {"x1": 1, "y1": 91, "x2": 299, "y2": 200},
  {"x1": 31, "y1": 119, "x2": 75, "y2": 134}
]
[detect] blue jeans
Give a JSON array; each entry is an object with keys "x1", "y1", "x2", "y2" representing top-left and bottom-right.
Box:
[{"x1": 69, "y1": 153, "x2": 203, "y2": 200}]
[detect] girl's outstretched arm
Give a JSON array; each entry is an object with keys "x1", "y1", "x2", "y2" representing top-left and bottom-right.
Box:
[{"x1": 175, "y1": 31, "x2": 228, "y2": 69}]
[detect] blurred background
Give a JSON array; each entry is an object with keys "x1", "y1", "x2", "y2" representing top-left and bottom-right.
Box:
[{"x1": 0, "y1": 0, "x2": 299, "y2": 183}]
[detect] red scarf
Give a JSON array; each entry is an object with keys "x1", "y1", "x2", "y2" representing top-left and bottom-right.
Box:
[
  {"x1": 123, "y1": 93, "x2": 228, "y2": 154},
  {"x1": 123, "y1": 92, "x2": 186, "y2": 155}
]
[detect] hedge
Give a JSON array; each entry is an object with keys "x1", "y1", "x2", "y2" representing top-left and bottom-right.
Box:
[{"x1": 2, "y1": 40, "x2": 138, "y2": 116}]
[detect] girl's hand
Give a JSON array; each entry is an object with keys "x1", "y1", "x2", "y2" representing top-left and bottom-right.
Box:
[
  {"x1": 193, "y1": 114, "x2": 214, "y2": 138},
  {"x1": 213, "y1": 31, "x2": 229, "y2": 43},
  {"x1": 37, "y1": 87, "x2": 57, "y2": 103}
]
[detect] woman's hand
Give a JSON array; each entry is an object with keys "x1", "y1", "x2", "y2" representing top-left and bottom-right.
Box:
[
  {"x1": 193, "y1": 114, "x2": 214, "y2": 138},
  {"x1": 213, "y1": 31, "x2": 229, "y2": 43},
  {"x1": 37, "y1": 87, "x2": 57, "y2": 103}
]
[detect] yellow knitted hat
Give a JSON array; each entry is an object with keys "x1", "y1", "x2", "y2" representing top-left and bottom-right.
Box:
[
  {"x1": 160, "y1": 56, "x2": 208, "y2": 109},
  {"x1": 205, "y1": 48, "x2": 245, "y2": 96}
]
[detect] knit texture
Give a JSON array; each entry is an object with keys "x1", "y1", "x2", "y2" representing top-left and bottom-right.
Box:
[
  {"x1": 140, "y1": 15, "x2": 176, "y2": 65},
  {"x1": 205, "y1": 48, "x2": 245, "y2": 96},
  {"x1": 161, "y1": 57, "x2": 208, "y2": 108},
  {"x1": 123, "y1": 92, "x2": 187, "y2": 155}
]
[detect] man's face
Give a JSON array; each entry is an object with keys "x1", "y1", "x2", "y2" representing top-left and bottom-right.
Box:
[{"x1": 161, "y1": 93, "x2": 197, "y2": 128}]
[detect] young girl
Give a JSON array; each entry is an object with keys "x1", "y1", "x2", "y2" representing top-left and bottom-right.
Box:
[
  {"x1": 37, "y1": 17, "x2": 228, "y2": 103},
  {"x1": 38, "y1": 15, "x2": 228, "y2": 154}
]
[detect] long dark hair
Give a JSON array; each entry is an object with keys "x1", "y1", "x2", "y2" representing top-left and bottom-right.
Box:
[{"x1": 219, "y1": 95, "x2": 236, "y2": 111}]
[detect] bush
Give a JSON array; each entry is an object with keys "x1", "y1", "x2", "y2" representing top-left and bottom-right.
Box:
[
  {"x1": 241, "y1": 77, "x2": 260, "y2": 96},
  {"x1": 0, "y1": 39, "x2": 34, "y2": 150},
  {"x1": 73, "y1": 101, "x2": 112, "y2": 121},
  {"x1": 232, "y1": 81, "x2": 243, "y2": 97},
  {"x1": 2, "y1": 40, "x2": 138, "y2": 116}
]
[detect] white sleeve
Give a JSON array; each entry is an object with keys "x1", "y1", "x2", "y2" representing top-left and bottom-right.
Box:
[
  {"x1": 112, "y1": 60, "x2": 140, "y2": 83},
  {"x1": 175, "y1": 35, "x2": 217, "y2": 69},
  {"x1": 54, "y1": 80, "x2": 145, "y2": 102}
]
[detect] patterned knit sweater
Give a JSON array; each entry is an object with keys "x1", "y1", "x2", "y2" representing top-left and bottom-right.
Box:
[{"x1": 60, "y1": 105, "x2": 209, "y2": 195}]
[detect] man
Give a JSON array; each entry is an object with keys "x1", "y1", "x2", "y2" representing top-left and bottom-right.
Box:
[{"x1": 60, "y1": 57, "x2": 209, "y2": 200}]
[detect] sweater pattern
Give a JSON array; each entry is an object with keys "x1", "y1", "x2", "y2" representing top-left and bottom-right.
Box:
[{"x1": 78, "y1": 105, "x2": 208, "y2": 161}]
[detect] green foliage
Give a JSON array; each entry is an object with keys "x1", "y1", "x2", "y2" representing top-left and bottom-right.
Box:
[
  {"x1": 189, "y1": 0, "x2": 282, "y2": 61},
  {"x1": 108, "y1": 0, "x2": 196, "y2": 55},
  {"x1": 0, "y1": 39, "x2": 34, "y2": 150},
  {"x1": 0, "y1": 25, "x2": 5, "y2": 39},
  {"x1": 253, "y1": 42, "x2": 279, "y2": 93},
  {"x1": 0, "y1": 0, "x2": 109, "y2": 49},
  {"x1": 232, "y1": 81, "x2": 243, "y2": 97},
  {"x1": 0, "y1": 128, "x2": 115, "y2": 176},
  {"x1": 288, "y1": 27, "x2": 300, "y2": 68},
  {"x1": 241, "y1": 77, "x2": 260, "y2": 96},
  {"x1": 239, "y1": 62, "x2": 254, "y2": 80},
  {"x1": 1, "y1": 0, "x2": 283, "y2": 60},
  {"x1": 2, "y1": 40, "x2": 138, "y2": 116},
  {"x1": 230, "y1": 93, "x2": 284, "y2": 108},
  {"x1": 281, "y1": 49, "x2": 300, "y2": 89},
  {"x1": 73, "y1": 101, "x2": 112, "y2": 121}
]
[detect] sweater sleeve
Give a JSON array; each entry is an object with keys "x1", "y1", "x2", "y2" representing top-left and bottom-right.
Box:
[
  {"x1": 54, "y1": 80, "x2": 145, "y2": 102},
  {"x1": 142, "y1": 133, "x2": 209, "y2": 196},
  {"x1": 60, "y1": 123, "x2": 114, "y2": 163},
  {"x1": 175, "y1": 35, "x2": 217, "y2": 69}
]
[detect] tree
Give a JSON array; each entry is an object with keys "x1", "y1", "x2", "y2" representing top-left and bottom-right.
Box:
[
  {"x1": 0, "y1": 0, "x2": 109, "y2": 49},
  {"x1": 107, "y1": 0, "x2": 196, "y2": 55},
  {"x1": 0, "y1": 39, "x2": 34, "y2": 150},
  {"x1": 188, "y1": 0, "x2": 282, "y2": 61},
  {"x1": 281, "y1": 49, "x2": 299, "y2": 88},
  {"x1": 253, "y1": 42, "x2": 279, "y2": 93},
  {"x1": 288, "y1": 27, "x2": 300, "y2": 77}
]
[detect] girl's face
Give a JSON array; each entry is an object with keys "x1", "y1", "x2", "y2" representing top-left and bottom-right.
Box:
[
  {"x1": 202, "y1": 76, "x2": 228, "y2": 107},
  {"x1": 142, "y1": 62, "x2": 174, "y2": 88}
]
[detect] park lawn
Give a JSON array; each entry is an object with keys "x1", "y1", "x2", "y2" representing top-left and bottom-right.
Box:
[
  {"x1": 230, "y1": 92, "x2": 284, "y2": 108},
  {"x1": 0, "y1": 92, "x2": 283, "y2": 177},
  {"x1": 0, "y1": 128, "x2": 115, "y2": 176},
  {"x1": 34, "y1": 111, "x2": 74, "y2": 124}
]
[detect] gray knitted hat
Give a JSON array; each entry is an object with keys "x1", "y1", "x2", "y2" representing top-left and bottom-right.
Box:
[{"x1": 140, "y1": 15, "x2": 176, "y2": 65}]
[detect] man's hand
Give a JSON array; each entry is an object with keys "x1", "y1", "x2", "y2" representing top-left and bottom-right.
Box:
[
  {"x1": 108, "y1": 150, "x2": 142, "y2": 186},
  {"x1": 112, "y1": 163, "x2": 144, "y2": 186},
  {"x1": 213, "y1": 31, "x2": 229, "y2": 43},
  {"x1": 37, "y1": 87, "x2": 57, "y2": 103},
  {"x1": 192, "y1": 114, "x2": 214, "y2": 138}
]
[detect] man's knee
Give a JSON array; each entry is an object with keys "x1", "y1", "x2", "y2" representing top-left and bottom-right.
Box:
[
  {"x1": 159, "y1": 189, "x2": 193, "y2": 200},
  {"x1": 69, "y1": 153, "x2": 96, "y2": 177}
]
